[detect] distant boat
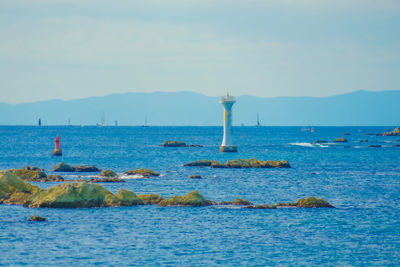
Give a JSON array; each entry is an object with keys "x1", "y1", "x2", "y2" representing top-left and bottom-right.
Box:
[
  {"x1": 142, "y1": 116, "x2": 149, "y2": 127},
  {"x1": 38, "y1": 118, "x2": 41, "y2": 126},
  {"x1": 115, "y1": 120, "x2": 118, "y2": 127},
  {"x1": 301, "y1": 127, "x2": 314, "y2": 132},
  {"x1": 256, "y1": 113, "x2": 261, "y2": 126},
  {"x1": 68, "y1": 118, "x2": 71, "y2": 126},
  {"x1": 101, "y1": 114, "x2": 105, "y2": 126}
]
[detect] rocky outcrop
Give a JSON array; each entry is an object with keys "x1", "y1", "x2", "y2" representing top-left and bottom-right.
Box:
[
  {"x1": 124, "y1": 168, "x2": 160, "y2": 177},
  {"x1": 314, "y1": 140, "x2": 327, "y2": 143},
  {"x1": 89, "y1": 177, "x2": 125, "y2": 183},
  {"x1": 138, "y1": 193, "x2": 164, "y2": 204},
  {"x1": 52, "y1": 149, "x2": 62, "y2": 156},
  {"x1": 28, "y1": 215, "x2": 47, "y2": 221},
  {"x1": 185, "y1": 158, "x2": 290, "y2": 169},
  {"x1": 22, "y1": 166, "x2": 43, "y2": 171},
  {"x1": 4, "y1": 169, "x2": 64, "y2": 182},
  {"x1": 0, "y1": 171, "x2": 42, "y2": 205},
  {"x1": 220, "y1": 198, "x2": 253, "y2": 205},
  {"x1": 161, "y1": 140, "x2": 203, "y2": 147},
  {"x1": 333, "y1": 138, "x2": 348, "y2": 143},
  {"x1": 379, "y1": 127, "x2": 400, "y2": 136},
  {"x1": 115, "y1": 189, "x2": 143, "y2": 206},
  {"x1": 99, "y1": 170, "x2": 117, "y2": 178},
  {"x1": 157, "y1": 190, "x2": 216, "y2": 207},
  {"x1": 244, "y1": 204, "x2": 276, "y2": 209},
  {"x1": 53, "y1": 162, "x2": 101, "y2": 172},
  {"x1": 276, "y1": 196, "x2": 334, "y2": 208}
]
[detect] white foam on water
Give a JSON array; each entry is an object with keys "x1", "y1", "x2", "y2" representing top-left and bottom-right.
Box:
[{"x1": 289, "y1": 142, "x2": 315, "y2": 147}]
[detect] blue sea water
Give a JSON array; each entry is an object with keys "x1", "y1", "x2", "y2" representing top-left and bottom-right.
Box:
[{"x1": 0, "y1": 126, "x2": 399, "y2": 266}]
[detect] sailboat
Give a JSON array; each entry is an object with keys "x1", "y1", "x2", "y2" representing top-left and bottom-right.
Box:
[
  {"x1": 38, "y1": 118, "x2": 42, "y2": 126},
  {"x1": 142, "y1": 116, "x2": 149, "y2": 127},
  {"x1": 256, "y1": 113, "x2": 261, "y2": 127}
]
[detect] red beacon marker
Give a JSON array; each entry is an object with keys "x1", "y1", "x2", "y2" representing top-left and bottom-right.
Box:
[{"x1": 52, "y1": 135, "x2": 63, "y2": 156}]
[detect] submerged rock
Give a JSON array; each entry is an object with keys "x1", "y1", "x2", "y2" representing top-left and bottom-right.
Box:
[
  {"x1": 244, "y1": 204, "x2": 276, "y2": 209},
  {"x1": 28, "y1": 215, "x2": 47, "y2": 222},
  {"x1": 184, "y1": 160, "x2": 223, "y2": 167},
  {"x1": 220, "y1": 198, "x2": 253, "y2": 206},
  {"x1": 157, "y1": 190, "x2": 216, "y2": 207},
  {"x1": 75, "y1": 165, "x2": 101, "y2": 172},
  {"x1": 89, "y1": 177, "x2": 125, "y2": 183},
  {"x1": 360, "y1": 139, "x2": 368, "y2": 143},
  {"x1": 188, "y1": 175, "x2": 202, "y2": 179},
  {"x1": 100, "y1": 169, "x2": 117, "y2": 178},
  {"x1": 333, "y1": 138, "x2": 348, "y2": 143},
  {"x1": 125, "y1": 168, "x2": 160, "y2": 177},
  {"x1": 314, "y1": 140, "x2": 328, "y2": 143},
  {"x1": 368, "y1": 145, "x2": 381, "y2": 148},
  {"x1": 161, "y1": 140, "x2": 187, "y2": 147},
  {"x1": 276, "y1": 196, "x2": 334, "y2": 208},
  {"x1": 138, "y1": 193, "x2": 164, "y2": 204}
]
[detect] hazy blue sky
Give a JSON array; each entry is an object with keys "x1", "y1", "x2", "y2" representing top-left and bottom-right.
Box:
[{"x1": 0, "y1": 0, "x2": 399, "y2": 103}]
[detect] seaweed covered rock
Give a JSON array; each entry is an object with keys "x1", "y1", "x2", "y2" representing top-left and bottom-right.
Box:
[
  {"x1": 211, "y1": 161, "x2": 227, "y2": 168},
  {"x1": 52, "y1": 162, "x2": 76, "y2": 172},
  {"x1": 75, "y1": 165, "x2": 101, "y2": 172},
  {"x1": 244, "y1": 204, "x2": 276, "y2": 209},
  {"x1": 226, "y1": 158, "x2": 290, "y2": 168},
  {"x1": 115, "y1": 189, "x2": 143, "y2": 206},
  {"x1": 8, "y1": 169, "x2": 47, "y2": 181},
  {"x1": 157, "y1": 190, "x2": 215, "y2": 207},
  {"x1": 220, "y1": 198, "x2": 253, "y2": 206},
  {"x1": 125, "y1": 168, "x2": 160, "y2": 177},
  {"x1": 138, "y1": 193, "x2": 164, "y2": 204},
  {"x1": 100, "y1": 169, "x2": 117, "y2": 178},
  {"x1": 162, "y1": 140, "x2": 187, "y2": 147},
  {"x1": 333, "y1": 137, "x2": 348, "y2": 143},
  {"x1": 28, "y1": 182, "x2": 121, "y2": 208},
  {"x1": 28, "y1": 215, "x2": 47, "y2": 222},
  {"x1": 184, "y1": 160, "x2": 223, "y2": 167},
  {"x1": 0, "y1": 171, "x2": 42, "y2": 205},
  {"x1": 276, "y1": 196, "x2": 334, "y2": 208},
  {"x1": 380, "y1": 127, "x2": 400, "y2": 136}
]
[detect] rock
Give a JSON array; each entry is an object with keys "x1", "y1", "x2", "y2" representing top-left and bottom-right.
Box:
[
  {"x1": 8, "y1": 169, "x2": 47, "y2": 182},
  {"x1": 124, "y1": 168, "x2": 160, "y2": 177},
  {"x1": 52, "y1": 149, "x2": 62, "y2": 156},
  {"x1": 99, "y1": 169, "x2": 117, "y2": 177},
  {"x1": 0, "y1": 171, "x2": 42, "y2": 205},
  {"x1": 46, "y1": 175, "x2": 64, "y2": 182},
  {"x1": 244, "y1": 204, "x2": 276, "y2": 209},
  {"x1": 89, "y1": 177, "x2": 125, "y2": 183},
  {"x1": 380, "y1": 127, "x2": 400, "y2": 136},
  {"x1": 22, "y1": 166, "x2": 44, "y2": 171},
  {"x1": 115, "y1": 189, "x2": 143, "y2": 206},
  {"x1": 157, "y1": 190, "x2": 216, "y2": 207},
  {"x1": 220, "y1": 198, "x2": 253, "y2": 206},
  {"x1": 333, "y1": 137, "x2": 348, "y2": 143},
  {"x1": 225, "y1": 158, "x2": 290, "y2": 168},
  {"x1": 52, "y1": 163, "x2": 101, "y2": 172},
  {"x1": 368, "y1": 145, "x2": 381, "y2": 148},
  {"x1": 189, "y1": 144, "x2": 203, "y2": 147},
  {"x1": 52, "y1": 162, "x2": 76, "y2": 172},
  {"x1": 360, "y1": 140, "x2": 368, "y2": 142},
  {"x1": 74, "y1": 165, "x2": 101, "y2": 172},
  {"x1": 211, "y1": 162, "x2": 227, "y2": 168},
  {"x1": 315, "y1": 140, "x2": 327, "y2": 143},
  {"x1": 184, "y1": 160, "x2": 223, "y2": 167},
  {"x1": 28, "y1": 215, "x2": 47, "y2": 222},
  {"x1": 28, "y1": 182, "x2": 133, "y2": 208},
  {"x1": 276, "y1": 196, "x2": 334, "y2": 208},
  {"x1": 138, "y1": 193, "x2": 164, "y2": 204},
  {"x1": 161, "y1": 140, "x2": 187, "y2": 147},
  {"x1": 188, "y1": 175, "x2": 202, "y2": 179},
  {"x1": 393, "y1": 144, "x2": 400, "y2": 147},
  {"x1": 344, "y1": 133, "x2": 351, "y2": 135}
]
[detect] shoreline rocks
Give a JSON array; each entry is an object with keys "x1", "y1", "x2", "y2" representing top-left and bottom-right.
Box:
[
  {"x1": 276, "y1": 196, "x2": 334, "y2": 208},
  {"x1": 100, "y1": 170, "x2": 117, "y2": 178}
]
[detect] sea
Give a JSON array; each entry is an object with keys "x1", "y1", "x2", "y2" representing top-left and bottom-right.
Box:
[{"x1": 0, "y1": 126, "x2": 399, "y2": 266}]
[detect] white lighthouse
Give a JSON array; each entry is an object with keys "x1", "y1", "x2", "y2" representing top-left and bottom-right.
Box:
[{"x1": 219, "y1": 93, "x2": 237, "y2": 152}]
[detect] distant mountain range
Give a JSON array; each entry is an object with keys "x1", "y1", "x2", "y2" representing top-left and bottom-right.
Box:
[{"x1": 0, "y1": 90, "x2": 398, "y2": 126}]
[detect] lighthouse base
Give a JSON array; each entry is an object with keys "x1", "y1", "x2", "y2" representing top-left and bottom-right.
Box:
[
  {"x1": 220, "y1": 146, "x2": 238, "y2": 152},
  {"x1": 52, "y1": 149, "x2": 63, "y2": 156}
]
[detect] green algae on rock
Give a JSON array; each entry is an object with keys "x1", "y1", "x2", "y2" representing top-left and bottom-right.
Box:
[
  {"x1": 157, "y1": 190, "x2": 216, "y2": 207},
  {"x1": 125, "y1": 168, "x2": 160, "y2": 177},
  {"x1": 28, "y1": 215, "x2": 47, "y2": 221},
  {"x1": 220, "y1": 198, "x2": 253, "y2": 206},
  {"x1": 100, "y1": 170, "x2": 117, "y2": 178},
  {"x1": 53, "y1": 162, "x2": 101, "y2": 172},
  {"x1": 0, "y1": 171, "x2": 42, "y2": 205},
  {"x1": 89, "y1": 177, "x2": 125, "y2": 183},
  {"x1": 138, "y1": 193, "x2": 164, "y2": 204},
  {"x1": 244, "y1": 204, "x2": 276, "y2": 209},
  {"x1": 115, "y1": 189, "x2": 143, "y2": 206},
  {"x1": 276, "y1": 196, "x2": 334, "y2": 208},
  {"x1": 185, "y1": 158, "x2": 290, "y2": 168},
  {"x1": 333, "y1": 137, "x2": 348, "y2": 143},
  {"x1": 184, "y1": 160, "x2": 224, "y2": 167}
]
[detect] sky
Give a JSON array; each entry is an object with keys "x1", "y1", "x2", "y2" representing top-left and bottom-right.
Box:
[{"x1": 0, "y1": 0, "x2": 399, "y2": 104}]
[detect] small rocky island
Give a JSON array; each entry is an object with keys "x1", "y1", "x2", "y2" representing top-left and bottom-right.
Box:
[
  {"x1": 53, "y1": 162, "x2": 101, "y2": 172},
  {"x1": 0, "y1": 171, "x2": 334, "y2": 209},
  {"x1": 184, "y1": 158, "x2": 291, "y2": 168},
  {"x1": 377, "y1": 127, "x2": 400, "y2": 136},
  {"x1": 161, "y1": 140, "x2": 203, "y2": 147},
  {"x1": 333, "y1": 137, "x2": 348, "y2": 143}
]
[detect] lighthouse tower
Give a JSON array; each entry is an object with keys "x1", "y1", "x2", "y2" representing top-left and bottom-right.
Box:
[{"x1": 219, "y1": 93, "x2": 237, "y2": 152}]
